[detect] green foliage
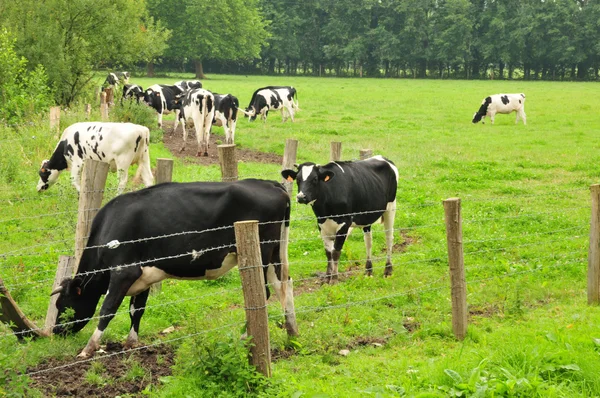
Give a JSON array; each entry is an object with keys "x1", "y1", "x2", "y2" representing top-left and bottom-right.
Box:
[
  {"x1": 0, "y1": 28, "x2": 53, "y2": 124},
  {"x1": 109, "y1": 100, "x2": 163, "y2": 143},
  {"x1": 160, "y1": 336, "x2": 275, "y2": 397}
]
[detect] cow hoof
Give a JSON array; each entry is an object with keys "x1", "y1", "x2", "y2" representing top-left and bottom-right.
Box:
[
  {"x1": 203, "y1": 152, "x2": 209, "y2": 157},
  {"x1": 365, "y1": 270, "x2": 373, "y2": 277},
  {"x1": 77, "y1": 351, "x2": 92, "y2": 359},
  {"x1": 179, "y1": 147, "x2": 185, "y2": 153}
]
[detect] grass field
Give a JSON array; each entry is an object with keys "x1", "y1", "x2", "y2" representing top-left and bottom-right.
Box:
[{"x1": 1, "y1": 74, "x2": 600, "y2": 397}]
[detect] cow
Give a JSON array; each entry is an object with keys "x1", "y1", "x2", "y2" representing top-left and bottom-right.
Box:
[
  {"x1": 37, "y1": 122, "x2": 154, "y2": 194},
  {"x1": 281, "y1": 156, "x2": 398, "y2": 283},
  {"x1": 121, "y1": 84, "x2": 144, "y2": 103},
  {"x1": 174, "y1": 80, "x2": 202, "y2": 91},
  {"x1": 472, "y1": 93, "x2": 526, "y2": 125},
  {"x1": 171, "y1": 88, "x2": 215, "y2": 156},
  {"x1": 241, "y1": 86, "x2": 299, "y2": 123},
  {"x1": 50, "y1": 179, "x2": 298, "y2": 358},
  {"x1": 103, "y1": 72, "x2": 130, "y2": 88},
  {"x1": 212, "y1": 93, "x2": 239, "y2": 144},
  {"x1": 141, "y1": 84, "x2": 184, "y2": 128}
]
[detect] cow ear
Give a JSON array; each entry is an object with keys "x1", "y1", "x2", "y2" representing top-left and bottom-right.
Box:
[
  {"x1": 320, "y1": 170, "x2": 335, "y2": 182},
  {"x1": 281, "y1": 169, "x2": 297, "y2": 181}
]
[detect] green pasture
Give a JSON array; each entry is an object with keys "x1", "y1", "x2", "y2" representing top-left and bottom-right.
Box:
[{"x1": 1, "y1": 75, "x2": 600, "y2": 397}]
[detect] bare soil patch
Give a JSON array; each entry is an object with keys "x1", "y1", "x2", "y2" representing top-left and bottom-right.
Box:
[
  {"x1": 28, "y1": 342, "x2": 175, "y2": 397},
  {"x1": 161, "y1": 121, "x2": 283, "y2": 165}
]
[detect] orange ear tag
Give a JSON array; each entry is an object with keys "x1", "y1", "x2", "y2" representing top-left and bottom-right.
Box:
[
  {"x1": 76, "y1": 287, "x2": 82, "y2": 295},
  {"x1": 41, "y1": 168, "x2": 46, "y2": 173},
  {"x1": 324, "y1": 175, "x2": 330, "y2": 182},
  {"x1": 286, "y1": 176, "x2": 293, "y2": 182}
]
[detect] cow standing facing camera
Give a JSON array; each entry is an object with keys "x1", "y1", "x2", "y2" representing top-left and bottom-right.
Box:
[{"x1": 282, "y1": 156, "x2": 398, "y2": 283}]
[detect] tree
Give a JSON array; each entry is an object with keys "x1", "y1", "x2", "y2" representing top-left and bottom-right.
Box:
[
  {"x1": 149, "y1": 0, "x2": 268, "y2": 79},
  {"x1": 0, "y1": 0, "x2": 170, "y2": 105}
]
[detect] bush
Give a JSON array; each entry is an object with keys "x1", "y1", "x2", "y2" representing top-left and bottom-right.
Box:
[
  {"x1": 110, "y1": 100, "x2": 163, "y2": 143},
  {"x1": 0, "y1": 28, "x2": 53, "y2": 125}
]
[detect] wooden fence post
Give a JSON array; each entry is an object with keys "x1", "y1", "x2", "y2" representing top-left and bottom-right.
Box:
[
  {"x1": 359, "y1": 149, "x2": 373, "y2": 160},
  {"x1": 150, "y1": 158, "x2": 174, "y2": 296},
  {"x1": 281, "y1": 139, "x2": 298, "y2": 195},
  {"x1": 49, "y1": 106, "x2": 61, "y2": 135},
  {"x1": 74, "y1": 159, "x2": 109, "y2": 270},
  {"x1": 100, "y1": 92, "x2": 108, "y2": 121},
  {"x1": 588, "y1": 184, "x2": 600, "y2": 304},
  {"x1": 443, "y1": 197, "x2": 467, "y2": 340},
  {"x1": 45, "y1": 255, "x2": 76, "y2": 334},
  {"x1": 218, "y1": 144, "x2": 238, "y2": 182},
  {"x1": 85, "y1": 104, "x2": 91, "y2": 119},
  {"x1": 330, "y1": 142, "x2": 342, "y2": 162},
  {"x1": 0, "y1": 276, "x2": 48, "y2": 339},
  {"x1": 105, "y1": 87, "x2": 114, "y2": 106},
  {"x1": 234, "y1": 220, "x2": 271, "y2": 377}
]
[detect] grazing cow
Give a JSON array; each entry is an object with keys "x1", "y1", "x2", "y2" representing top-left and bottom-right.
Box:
[
  {"x1": 472, "y1": 93, "x2": 526, "y2": 125},
  {"x1": 174, "y1": 80, "x2": 202, "y2": 91},
  {"x1": 142, "y1": 84, "x2": 183, "y2": 128},
  {"x1": 241, "y1": 86, "x2": 298, "y2": 123},
  {"x1": 212, "y1": 93, "x2": 239, "y2": 144},
  {"x1": 103, "y1": 72, "x2": 130, "y2": 88},
  {"x1": 282, "y1": 156, "x2": 398, "y2": 282},
  {"x1": 121, "y1": 84, "x2": 144, "y2": 103},
  {"x1": 37, "y1": 122, "x2": 154, "y2": 194},
  {"x1": 171, "y1": 88, "x2": 215, "y2": 156},
  {"x1": 51, "y1": 179, "x2": 298, "y2": 358}
]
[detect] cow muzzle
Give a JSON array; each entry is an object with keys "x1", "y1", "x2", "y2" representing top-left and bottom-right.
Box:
[{"x1": 296, "y1": 192, "x2": 309, "y2": 204}]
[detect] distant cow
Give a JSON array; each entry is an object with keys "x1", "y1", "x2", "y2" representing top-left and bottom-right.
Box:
[
  {"x1": 472, "y1": 93, "x2": 526, "y2": 125},
  {"x1": 174, "y1": 80, "x2": 202, "y2": 91},
  {"x1": 51, "y1": 179, "x2": 298, "y2": 358},
  {"x1": 282, "y1": 156, "x2": 398, "y2": 282},
  {"x1": 241, "y1": 86, "x2": 298, "y2": 123},
  {"x1": 212, "y1": 93, "x2": 239, "y2": 144},
  {"x1": 37, "y1": 122, "x2": 154, "y2": 194},
  {"x1": 142, "y1": 84, "x2": 184, "y2": 127},
  {"x1": 122, "y1": 84, "x2": 144, "y2": 103},
  {"x1": 103, "y1": 72, "x2": 130, "y2": 88},
  {"x1": 172, "y1": 88, "x2": 215, "y2": 156}
]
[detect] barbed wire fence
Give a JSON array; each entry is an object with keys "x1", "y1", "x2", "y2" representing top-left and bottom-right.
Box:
[{"x1": 0, "y1": 136, "x2": 594, "y2": 379}]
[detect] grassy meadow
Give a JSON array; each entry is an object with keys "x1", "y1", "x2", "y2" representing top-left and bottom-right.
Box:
[{"x1": 1, "y1": 74, "x2": 600, "y2": 397}]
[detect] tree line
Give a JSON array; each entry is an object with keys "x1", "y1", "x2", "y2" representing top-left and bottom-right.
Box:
[{"x1": 1, "y1": 0, "x2": 600, "y2": 112}]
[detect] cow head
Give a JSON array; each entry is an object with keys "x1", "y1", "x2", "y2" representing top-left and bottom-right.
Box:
[
  {"x1": 281, "y1": 163, "x2": 335, "y2": 205},
  {"x1": 472, "y1": 96, "x2": 492, "y2": 124},
  {"x1": 51, "y1": 277, "x2": 98, "y2": 335},
  {"x1": 36, "y1": 160, "x2": 61, "y2": 192}
]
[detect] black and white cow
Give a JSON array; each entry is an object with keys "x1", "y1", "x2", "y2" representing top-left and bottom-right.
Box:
[
  {"x1": 37, "y1": 122, "x2": 154, "y2": 194},
  {"x1": 142, "y1": 84, "x2": 183, "y2": 127},
  {"x1": 282, "y1": 156, "x2": 398, "y2": 282},
  {"x1": 212, "y1": 93, "x2": 239, "y2": 144},
  {"x1": 121, "y1": 84, "x2": 144, "y2": 103},
  {"x1": 241, "y1": 86, "x2": 298, "y2": 123},
  {"x1": 174, "y1": 80, "x2": 202, "y2": 91},
  {"x1": 171, "y1": 88, "x2": 215, "y2": 156},
  {"x1": 51, "y1": 179, "x2": 298, "y2": 358},
  {"x1": 472, "y1": 93, "x2": 526, "y2": 125},
  {"x1": 103, "y1": 72, "x2": 130, "y2": 88}
]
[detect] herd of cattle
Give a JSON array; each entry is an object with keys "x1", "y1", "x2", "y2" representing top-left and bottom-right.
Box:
[
  {"x1": 104, "y1": 72, "x2": 299, "y2": 156},
  {"x1": 35, "y1": 72, "x2": 526, "y2": 358}
]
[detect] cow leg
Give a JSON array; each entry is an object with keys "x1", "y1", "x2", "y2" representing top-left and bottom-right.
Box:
[
  {"x1": 287, "y1": 104, "x2": 295, "y2": 122},
  {"x1": 519, "y1": 109, "x2": 527, "y2": 125},
  {"x1": 180, "y1": 117, "x2": 188, "y2": 152},
  {"x1": 321, "y1": 222, "x2": 350, "y2": 283},
  {"x1": 173, "y1": 109, "x2": 181, "y2": 135},
  {"x1": 203, "y1": 111, "x2": 211, "y2": 156},
  {"x1": 124, "y1": 288, "x2": 150, "y2": 349},
  {"x1": 78, "y1": 268, "x2": 142, "y2": 358},
  {"x1": 157, "y1": 112, "x2": 163, "y2": 128},
  {"x1": 266, "y1": 265, "x2": 298, "y2": 336},
  {"x1": 229, "y1": 119, "x2": 236, "y2": 144},
  {"x1": 490, "y1": 112, "x2": 496, "y2": 125},
  {"x1": 382, "y1": 200, "x2": 397, "y2": 277},
  {"x1": 363, "y1": 226, "x2": 373, "y2": 276},
  {"x1": 70, "y1": 163, "x2": 83, "y2": 192}
]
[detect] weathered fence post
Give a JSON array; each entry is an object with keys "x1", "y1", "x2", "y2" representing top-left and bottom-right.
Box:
[
  {"x1": 588, "y1": 184, "x2": 600, "y2": 305},
  {"x1": 100, "y1": 91, "x2": 109, "y2": 121},
  {"x1": 74, "y1": 159, "x2": 109, "y2": 270},
  {"x1": 0, "y1": 276, "x2": 48, "y2": 338},
  {"x1": 218, "y1": 144, "x2": 238, "y2": 182},
  {"x1": 150, "y1": 158, "x2": 174, "y2": 296},
  {"x1": 359, "y1": 149, "x2": 373, "y2": 160},
  {"x1": 45, "y1": 255, "x2": 76, "y2": 334},
  {"x1": 49, "y1": 106, "x2": 61, "y2": 135},
  {"x1": 85, "y1": 104, "x2": 91, "y2": 119},
  {"x1": 105, "y1": 87, "x2": 114, "y2": 106},
  {"x1": 281, "y1": 139, "x2": 298, "y2": 195},
  {"x1": 443, "y1": 197, "x2": 467, "y2": 340},
  {"x1": 234, "y1": 220, "x2": 271, "y2": 377},
  {"x1": 330, "y1": 142, "x2": 342, "y2": 162}
]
